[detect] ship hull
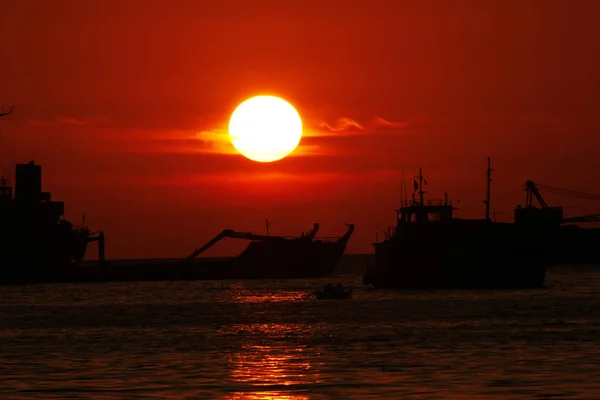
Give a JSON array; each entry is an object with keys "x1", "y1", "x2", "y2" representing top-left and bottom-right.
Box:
[
  {"x1": 0, "y1": 234, "x2": 352, "y2": 285},
  {"x1": 552, "y1": 225, "x2": 600, "y2": 265},
  {"x1": 0, "y1": 222, "x2": 92, "y2": 284},
  {"x1": 365, "y1": 220, "x2": 552, "y2": 290},
  {"x1": 79, "y1": 239, "x2": 348, "y2": 283}
]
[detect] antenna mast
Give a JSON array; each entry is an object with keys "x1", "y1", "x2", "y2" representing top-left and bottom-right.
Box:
[
  {"x1": 400, "y1": 169, "x2": 405, "y2": 206},
  {"x1": 418, "y1": 167, "x2": 424, "y2": 206},
  {"x1": 484, "y1": 157, "x2": 492, "y2": 221},
  {"x1": 0, "y1": 105, "x2": 14, "y2": 180}
]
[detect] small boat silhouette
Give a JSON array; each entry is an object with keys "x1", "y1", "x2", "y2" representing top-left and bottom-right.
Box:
[{"x1": 314, "y1": 283, "x2": 352, "y2": 299}]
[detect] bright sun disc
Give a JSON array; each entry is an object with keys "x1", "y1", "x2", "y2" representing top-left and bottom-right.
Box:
[{"x1": 228, "y1": 95, "x2": 303, "y2": 162}]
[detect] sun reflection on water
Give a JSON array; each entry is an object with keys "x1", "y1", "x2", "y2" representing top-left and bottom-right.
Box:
[
  {"x1": 223, "y1": 288, "x2": 309, "y2": 304},
  {"x1": 222, "y1": 323, "x2": 321, "y2": 400},
  {"x1": 228, "y1": 392, "x2": 310, "y2": 400}
]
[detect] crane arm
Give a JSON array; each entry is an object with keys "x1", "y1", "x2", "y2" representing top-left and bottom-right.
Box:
[
  {"x1": 185, "y1": 223, "x2": 321, "y2": 260},
  {"x1": 186, "y1": 230, "x2": 230, "y2": 260},
  {"x1": 304, "y1": 223, "x2": 320, "y2": 239},
  {"x1": 525, "y1": 180, "x2": 548, "y2": 208}
]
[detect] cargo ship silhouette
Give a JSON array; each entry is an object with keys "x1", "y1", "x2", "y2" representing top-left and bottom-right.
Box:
[
  {"x1": 363, "y1": 158, "x2": 600, "y2": 289},
  {"x1": 85, "y1": 222, "x2": 354, "y2": 283}
]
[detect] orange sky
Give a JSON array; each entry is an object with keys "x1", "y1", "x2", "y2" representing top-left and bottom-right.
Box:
[{"x1": 1, "y1": 0, "x2": 600, "y2": 259}]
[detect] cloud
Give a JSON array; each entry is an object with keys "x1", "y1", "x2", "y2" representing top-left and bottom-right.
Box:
[
  {"x1": 108, "y1": 113, "x2": 409, "y2": 157},
  {"x1": 319, "y1": 117, "x2": 365, "y2": 132},
  {"x1": 28, "y1": 116, "x2": 109, "y2": 127},
  {"x1": 106, "y1": 168, "x2": 403, "y2": 188},
  {"x1": 371, "y1": 117, "x2": 408, "y2": 129},
  {"x1": 191, "y1": 129, "x2": 324, "y2": 157},
  {"x1": 109, "y1": 128, "x2": 325, "y2": 158},
  {"x1": 312, "y1": 116, "x2": 408, "y2": 136},
  {"x1": 194, "y1": 129, "x2": 237, "y2": 154},
  {"x1": 46, "y1": 112, "x2": 408, "y2": 157}
]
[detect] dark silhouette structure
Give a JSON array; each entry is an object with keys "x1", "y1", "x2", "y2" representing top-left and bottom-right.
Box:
[
  {"x1": 0, "y1": 159, "x2": 353, "y2": 284},
  {"x1": 0, "y1": 158, "x2": 353, "y2": 284},
  {"x1": 314, "y1": 283, "x2": 352, "y2": 299},
  {"x1": 0, "y1": 109, "x2": 104, "y2": 284},
  {"x1": 363, "y1": 158, "x2": 555, "y2": 289},
  {"x1": 0, "y1": 161, "x2": 105, "y2": 284},
  {"x1": 83, "y1": 223, "x2": 354, "y2": 282},
  {"x1": 516, "y1": 181, "x2": 600, "y2": 264}
]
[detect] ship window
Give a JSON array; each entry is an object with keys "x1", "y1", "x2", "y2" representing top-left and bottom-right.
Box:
[{"x1": 428, "y1": 213, "x2": 441, "y2": 222}]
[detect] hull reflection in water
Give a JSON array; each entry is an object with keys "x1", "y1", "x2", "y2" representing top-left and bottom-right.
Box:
[{"x1": 222, "y1": 323, "x2": 321, "y2": 399}]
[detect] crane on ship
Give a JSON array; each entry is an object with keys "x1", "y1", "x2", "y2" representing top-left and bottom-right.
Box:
[
  {"x1": 517, "y1": 180, "x2": 600, "y2": 225},
  {"x1": 185, "y1": 223, "x2": 321, "y2": 260}
]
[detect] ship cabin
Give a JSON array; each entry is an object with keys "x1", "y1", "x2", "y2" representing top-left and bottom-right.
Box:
[
  {"x1": 395, "y1": 166, "x2": 456, "y2": 229},
  {"x1": 395, "y1": 195, "x2": 455, "y2": 227},
  {"x1": 0, "y1": 161, "x2": 65, "y2": 224}
]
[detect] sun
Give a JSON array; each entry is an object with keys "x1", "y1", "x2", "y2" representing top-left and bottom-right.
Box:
[{"x1": 228, "y1": 95, "x2": 303, "y2": 162}]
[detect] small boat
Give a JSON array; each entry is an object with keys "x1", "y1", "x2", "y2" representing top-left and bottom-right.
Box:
[{"x1": 314, "y1": 283, "x2": 352, "y2": 299}]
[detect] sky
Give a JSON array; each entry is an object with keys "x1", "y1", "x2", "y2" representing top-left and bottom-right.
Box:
[{"x1": 1, "y1": 0, "x2": 600, "y2": 259}]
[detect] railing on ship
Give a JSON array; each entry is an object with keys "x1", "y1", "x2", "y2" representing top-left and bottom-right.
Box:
[
  {"x1": 276, "y1": 235, "x2": 343, "y2": 242},
  {"x1": 314, "y1": 236, "x2": 344, "y2": 242},
  {"x1": 399, "y1": 199, "x2": 453, "y2": 208}
]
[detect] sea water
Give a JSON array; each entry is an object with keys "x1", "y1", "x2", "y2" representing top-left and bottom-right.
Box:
[{"x1": 1, "y1": 261, "x2": 599, "y2": 399}]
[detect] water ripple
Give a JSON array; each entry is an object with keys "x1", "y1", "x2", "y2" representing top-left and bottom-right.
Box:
[{"x1": 0, "y1": 266, "x2": 599, "y2": 398}]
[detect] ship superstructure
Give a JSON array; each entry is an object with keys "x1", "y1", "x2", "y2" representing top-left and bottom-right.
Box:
[
  {"x1": 363, "y1": 158, "x2": 553, "y2": 289},
  {"x1": 0, "y1": 109, "x2": 104, "y2": 283},
  {"x1": 0, "y1": 161, "x2": 105, "y2": 283}
]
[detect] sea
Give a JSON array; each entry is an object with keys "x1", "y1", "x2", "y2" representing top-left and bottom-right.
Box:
[{"x1": 1, "y1": 255, "x2": 599, "y2": 399}]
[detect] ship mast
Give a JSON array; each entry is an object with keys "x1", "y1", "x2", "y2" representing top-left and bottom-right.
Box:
[
  {"x1": 418, "y1": 167, "x2": 425, "y2": 206},
  {"x1": 0, "y1": 105, "x2": 14, "y2": 185},
  {"x1": 484, "y1": 157, "x2": 492, "y2": 221}
]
